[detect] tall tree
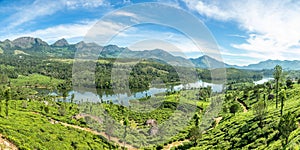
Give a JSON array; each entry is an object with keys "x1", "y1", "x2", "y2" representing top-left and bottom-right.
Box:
[
  {"x1": 123, "y1": 117, "x2": 129, "y2": 149},
  {"x1": 254, "y1": 99, "x2": 267, "y2": 128},
  {"x1": 0, "y1": 87, "x2": 3, "y2": 115},
  {"x1": 193, "y1": 113, "x2": 200, "y2": 126},
  {"x1": 70, "y1": 93, "x2": 75, "y2": 103},
  {"x1": 4, "y1": 88, "x2": 11, "y2": 118},
  {"x1": 278, "y1": 112, "x2": 297, "y2": 146},
  {"x1": 273, "y1": 65, "x2": 282, "y2": 108},
  {"x1": 279, "y1": 89, "x2": 286, "y2": 116},
  {"x1": 189, "y1": 126, "x2": 201, "y2": 147}
]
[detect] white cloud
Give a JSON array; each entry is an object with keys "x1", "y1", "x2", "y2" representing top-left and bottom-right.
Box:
[
  {"x1": 84, "y1": 21, "x2": 129, "y2": 45},
  {"x1": 1, "y1": 20, "x2": 97, "y2": 44},
  {"x1": 65, "y1": 0, "x2": 107, "y2": 9},
  {"x1": 112, "y1": 11, "x2": 138, "y2": 18},
  {"x1": 105, "y1": 26, "x2": 225, "y2": 60},
  {"x1": 184, "y1": 0, "x2": 231, "y2": 20},
  {"x1": 156, "y1": 0, "x2": 181, "y2": 8},
  {"x1": 2, "y1": 0, "x2": 108, "y2": 31},
  {"x1": 4, "y1": 0, "x2": 64, "y2": 30},
  {"x1": 183, "y1": 0, "x2": 300, "y2": 61},
  {"x1": 108, "y1": 27, "x2": 202, "y2": 53}
]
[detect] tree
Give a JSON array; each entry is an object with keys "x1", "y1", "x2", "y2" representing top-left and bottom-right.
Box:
[
  {"x1": 279, "y1": 89, "x2": 286, "y2": 116},
  {"x1": 254, "y1": 100, "x2": 267, "y2": 128},
  {"x1": 230, "y1": 103, "x2": 239, "y2": 115},
  {"x1": 62, "y1": 91, "x2": 68, "y2": 103},
  {"x1": 57, "y1": 81, "x2": 70, "y2": 103},
  {"x1": 193, "y1": 113, "x2": 200, "y2": 126},
  {"x1": 4, "y1": 88, "x2": 11, "y2": 118},
  {"x1": 188, "y1": 126, "x2": 201, "y2": 146},
  {"x1": 286, "y1": 79, "x2": 293, "y2": 89},
  {"x1": 0, "y1": 88, "x2": 3, "y2": 115},
  {"x1": 273, "y1": 65, "x2": 282, "y2": 108},
  {"x1": 225, "y1": 93, "x2": 233, "y2": 102},
  {"x1": 58, "y1": 105, "x2": 66, "y2": 116},
  {"x1": 70, "y1": 93, "x2": 75, "y2": 103},
  {"x1": 123, "y1": 117, "x2": 129, "y2": 149},
  {"x1": 278, "y1": 112, "x2": 297, "y2": 146}
]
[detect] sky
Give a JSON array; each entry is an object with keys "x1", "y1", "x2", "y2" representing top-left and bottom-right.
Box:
[{"x1": 0, "y1": 0, "x2": 300, "y2": 66}]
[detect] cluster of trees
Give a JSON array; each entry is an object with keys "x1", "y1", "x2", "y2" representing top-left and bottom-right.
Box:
[
  {"x1": 0, "y1": 54, "x2": 268, "y2": 93},
  {"x1": 0, "y1": 54, "x2": 185, "y2": 90},
  {"x1": 0, "y1": 54, "x2": 72, "y2": 79}
]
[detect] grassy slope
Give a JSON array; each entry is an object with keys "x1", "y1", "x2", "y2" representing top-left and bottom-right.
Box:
[
  {"x1": 11, "y1": 74, "x2": 64, "y2": 89},
  {"x1": 78, "y1": 90, "x2": 210, "y2": 149},
  {"x1": 188, "y1": 84, "x2": 300, "y2": 149},
  {"x1": 0, "y1": 89, "x2": 206, "y2": 149},
  {"x1": 0, "y1": 100, "x2": 118, "y2": 150}
]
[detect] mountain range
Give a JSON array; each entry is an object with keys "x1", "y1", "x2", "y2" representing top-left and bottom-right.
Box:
[{"x1": 1, "y1": 37, "x2": 300, "y2": 70}]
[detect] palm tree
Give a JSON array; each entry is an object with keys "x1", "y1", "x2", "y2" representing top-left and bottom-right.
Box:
[{"x1": 273, "y1": 65, "x2": 282, "y2": 108}]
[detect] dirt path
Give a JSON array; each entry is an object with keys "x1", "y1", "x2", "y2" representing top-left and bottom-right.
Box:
[
  {"x1": 59, "y1": 122, "x2": 137, "y2": 150},
  {"x1": 74, "y1": 113, "x2": 103, "y2": 124},
  {"x1": 236, "y1": 97, "x2": 248, "y2": 112},
  {"x1": 0, "y1": 134, "x2": 18, "y2": 150},
  {"x1": 34, "y1": 112, "x2": 137, "y2": 150},
  {"x1": 163, "y1": 139, "x2": 189, "y2": 150},
  {"x1": 206, "y1": 116, "x2": 223, "y2": 132},
  {"x1": 214, "y1": 117, "x2": 223, "y2": 126}
]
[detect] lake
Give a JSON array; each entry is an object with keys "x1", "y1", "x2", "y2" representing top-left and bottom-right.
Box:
[
  {"x1": 253, "y1": 77, "x2": 273, "y2": 85},
  {"x1": 53, "y1": 80, "x2": 224, "y2": 104},
  {"x1": 48, "y1": 78, "x2": 272, "y2": 104}
]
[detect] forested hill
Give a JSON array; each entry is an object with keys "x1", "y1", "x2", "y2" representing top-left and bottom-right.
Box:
[
  {"x1": 0, "y1": 36, "x2": 237, "y2": 69},
  {"x1": 1, "y1": 37, "x2": 299, "y2": 70},
  {"x1": 238, "y1": 59, "x2": 300, "y2": 70},
  {"x1": 0, "y1": 37, "x2": 221, "y2": 68}
]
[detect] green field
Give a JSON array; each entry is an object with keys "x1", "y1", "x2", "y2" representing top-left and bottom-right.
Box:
[{"x1": 11, "y1": 74, "x2": 64, "y2": 89}]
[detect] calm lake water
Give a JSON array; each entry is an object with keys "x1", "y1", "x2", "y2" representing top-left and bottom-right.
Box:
[
  {"x1": 51, "y1": 80, "x2": 224, "y2": 104},
  {"x1": 253, "y1": 77, "x2": 274, "y2": 85},
  {"x1": 45, "y1": 77, "x2": 272, "y2": 104}
]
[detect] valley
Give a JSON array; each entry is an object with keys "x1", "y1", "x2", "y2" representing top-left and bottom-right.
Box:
[{"x1": 0, "y1": 37, "x2": 300, "y2": 149}]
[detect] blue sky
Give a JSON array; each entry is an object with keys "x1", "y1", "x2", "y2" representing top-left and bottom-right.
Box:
[{"x1": 1, "y1": 0, "x2": 300, "y2": 66}]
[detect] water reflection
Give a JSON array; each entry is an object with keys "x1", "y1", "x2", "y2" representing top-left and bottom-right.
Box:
[{"x1": 43, "y1": 80, "x2": 223, "y2": 104}]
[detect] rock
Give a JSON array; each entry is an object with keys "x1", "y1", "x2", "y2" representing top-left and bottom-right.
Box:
[
  {"x1": 145, "y1": 119, "x2": 157, "y2": 126},
  {"x1": 52, "y1": 38, "x2": 69, "y2": 47}
]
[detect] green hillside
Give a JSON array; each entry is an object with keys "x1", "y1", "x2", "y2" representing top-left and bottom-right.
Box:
[{"x1": 176, "y1": 82, "x2": 300, "y2": 149}]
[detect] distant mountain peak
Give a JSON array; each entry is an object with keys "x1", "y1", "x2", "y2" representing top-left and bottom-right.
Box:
[
  {"x1": 12, "y1": 37, "x2": 48, "y2": 49},
  {"x1": 105, "y1": 44, "x2": 119, "y2": 48},
  {"x1": 189, "y1": 55, "x2": 228, "y2": 69},
  {"x1": 52, "y1": 38, "x2": 69, "y2": 47},
  {"x1": 4, "y1": 39, "x2": 11, "y2": 43},
  {"x1": 244, "y1": 59, "x2": 300, "y2": 70}
]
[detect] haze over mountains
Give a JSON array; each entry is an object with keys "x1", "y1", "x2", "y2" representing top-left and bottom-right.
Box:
[{"x1": 1, "y1": 37, "x2": 300, "y2": 70}]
